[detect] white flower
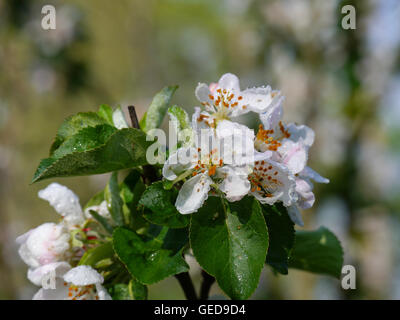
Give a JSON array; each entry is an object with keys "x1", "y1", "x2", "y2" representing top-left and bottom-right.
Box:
[
  {"x1": 16, "y1": 222, "x2": 70, "y2": 269},
  {"x1": 163, "y1": 122, "x2": 254, "y2": 214},
  {"x1": 33, "y1": 265, "x2": 111, "y2": 300},
  {"x1": 38, "y1": 183, "x2": 85, "y2": 226},
  {"x1": 249, "y1": 153, "x2": 297, "y2": 207},
  {"x1": 194, "y1": 73, "x2": 281, "y2": 128}
]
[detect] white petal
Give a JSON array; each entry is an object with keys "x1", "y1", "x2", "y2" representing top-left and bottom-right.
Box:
[
  {"x1": 63, "y1": 265, "x2": 104, "y2": 286},
  {"x1": 217, "y1": 166, "x2": 251, "y2": 202},
  {"x1": 16, "y1": 229, "x2": 33, "y2": 245},
  {"x1": 286, "y1": 123, "x2": 315, "y2": 147},
  {"x1": 112, "y1": 107, "x2": 129, "y2": 129},
  {"x1": 216, "y1": 120, "x2": 255, "y2": 166},
  {"x1": 301, "y1": 166, "x2": 329, "y2": 183},
  {"x1": 175, "y1": 174, "x2": 212, "y2": 214},
  {"x1": 287, "y1": 205, "x2": 304, "y2": 227},
  {"x1": 279, "y1": 139, "x2": 308, "y2": 174},
  {"x1": 217, "y1": 73, "x2": 241, "y2": 92},
  {"x1": 96, "y1": 284, "x2": 112, "y2": 300},
  {"x1": 32, "y1": 278, "x2": 69, "y2": 300},
  {"x1": 192, "y1": 107, "x2": 212, "y2": 135},
  {"x1": 241, "y1": 86, "x2": 275, "y2": 113},
  {"x1": 28, "y1": 262, "x2": 71, "y2": 286},
  {"x1": 295, "y1": 178, "x2": 315, "y2": 209},
  {"x1": 162, "y1": 147, "x2": 197, "y2": 180},
  {"x1": 259, "y1": 96, "x2": 284, "y2": 130},
  {"x1": 38, "y1": 183, "x2": 84, "y2": 225},
  {"x1": 195, "y1": 83, "x2": 212, "y2": 103}
]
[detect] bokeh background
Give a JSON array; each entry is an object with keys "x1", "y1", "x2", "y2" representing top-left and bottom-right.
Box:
[{"x1": 1, "y1": 0, "x2": 399, "y2": 299}]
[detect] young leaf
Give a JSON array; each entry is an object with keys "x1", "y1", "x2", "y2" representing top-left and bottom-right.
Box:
[
  {"x1": 262, "y1": 204, "x2": 295, "y2": 275},
  {"x1": 289, "y1": 227, "x2": 344, "y2": 278},
  {"x1": 168, "y1": 105, "x2": 190, "y2": 132},
  {"x1": 97, "y1": 104, "x2": 114, "y2": 125},
  {"x1": 141, "y1": 86, "x2": 178, "y2": 133},
  {"x1": 112, "y1": 227, "x2": 189, "y2": 285},
  {"x1": 190, "y1": 196, "x2": 269, "y2": 300},
  {"x1": 106, "y1": 172, "x2": 124, "y2": 226},
  {"x1": 32, "y1": 128, "x2": 151, "y2": 183},
  {"x1": 139, "y1": 181, "x2": 190, "y2": 228},
  {"x1": 49, "y1": 112, "x2": 110, "y2": 155}
]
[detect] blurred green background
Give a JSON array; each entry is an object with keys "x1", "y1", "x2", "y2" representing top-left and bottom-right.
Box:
[{"x1": 1, "y1": 0, "x2": 399, "y2": 299}]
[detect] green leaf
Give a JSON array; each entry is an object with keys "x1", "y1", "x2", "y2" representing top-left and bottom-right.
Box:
[
  {"x1": 98, "y1": 104, "x2": 114, "y2": 125},
  {"x1": 129, "y1": 278, "x2": 148, "y2": 300},
  {"x1": 190, "y1": 196, "x2": 269, "y2": 300},
  {"x1": 142, "y1": 86, "x2": 178, "y2": 133},
  {"x1": 32, "y1": 128, "x2": 151, "y2": 183},
  {"x1": 113, "y1": 227, "x2": 189, "y2": 284},
  {"x1": 78, "y1": 242, "x2": 114, "y2": 267},
  {"x1": 106, "y1": 172, "x2": 124, "y2": 226},
  {"x1": 139, "y1": 181, "x2": 189, "y2": 228},
  {"x1": 50, "y1": 112, "x2": 109, "y2": 155},
  {"x1": 52, "y1": 124, "x2": 118, "y2": 159},
  {"x1": 262, "y1": 204, "x2": 295, "y2": 275},
  {"x1": 289, "y1": 227, "x2": 344, "y2": 278}
]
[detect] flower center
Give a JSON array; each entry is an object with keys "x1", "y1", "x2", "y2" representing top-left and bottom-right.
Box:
[
  {"x1": 254, "y1": 122, "x2": 291, "y2": 152},
  {"x1": 192, "y1": 147, "x2": 223, "y2": 177},
  {"x1": 66, "y1": 283, "x2": 99, "y2": 300},
  {"x1": 199, "y1": 88, "x2": 246, "y2": 126},
  {"x1": 249, "y1": 161, "x2": 283, "y2": 197}
]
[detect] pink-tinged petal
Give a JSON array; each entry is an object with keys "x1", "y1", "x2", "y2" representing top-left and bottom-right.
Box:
[
  {"x1": 279, "y1": 139, "x2": 307, "y2": 174},
  {"x1": 295, "y1": 178, "x2": 315, "y2": 209},
  {"x1": 209, "y1": 82, "x2": 218, "y2": 93}
]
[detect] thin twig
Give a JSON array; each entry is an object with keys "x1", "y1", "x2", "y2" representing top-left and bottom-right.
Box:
[
  {"x1": 128, "y1": 105, "x2": 140, "y2": 129},
  {"x1": 200, "y1": 270, "x2": 215, "y2": 300},
  {"x1": 175, "y1": 272, "x2": 198, "y2": 300},
  {"x1": 127, "y1": 105, "x2": 159, "y2": 184}
]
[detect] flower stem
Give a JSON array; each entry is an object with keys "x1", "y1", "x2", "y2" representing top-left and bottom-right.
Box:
[
  {"x1": 175, "y1": 272, "x2": 198, "y2": 300},
  {"x1": 200, "y1": 270, "x2": 215, "y2": 300}
]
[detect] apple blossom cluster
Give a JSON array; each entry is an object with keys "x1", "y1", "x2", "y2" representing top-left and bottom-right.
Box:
[
  {"x1": 16, "y1": 183, "x2": 111, "y2": 300},
  {"x1": 17, "y1": 73, "x2": 331, "y2": 300},
  {"x1": 162, "y1": 73, "x2": 329, "y2": 226}
]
